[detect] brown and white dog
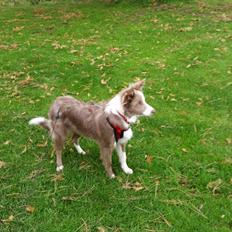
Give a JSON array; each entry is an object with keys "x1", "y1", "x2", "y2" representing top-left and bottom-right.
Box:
[{"x1": 29, "y1": 80, "x2": 155, "y2": 178}]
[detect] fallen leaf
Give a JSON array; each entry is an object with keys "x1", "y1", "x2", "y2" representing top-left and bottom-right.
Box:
[
  {"x1": 222, "y1": 158, "x2": 232, "y2": 165},
  {"x1": 4, "y1": 139, "x2": 12, "y2": 145},
  {"x1": 1, "y1": 215, "x2": 14, "y2": 223},
  {"x1": 62, "y1": 195, "x2": 77, "y2": 201},
  {"x1": 207, "y1": 178, "x2": 222, "y2": 194},
  {"x1": 122, "y1": 181, "x2": 144, "y2": 191},
  {"x1": 10, "y1": 44, "x2": 18, "y2": 49},
  {"x1": 27, "y1": 169, "x2": 44, "y2": 179},
  {"x1": 179, "y1": 27, "x2": 192, "y2": 32},
  {"x1": 52, "y1": 41, "x2": 67, "y2": 49},
  {"x1": 26, "y1": 205, "x2": 35, "y2": 213},
  {"x1": 226, "y1": 138, "x2": 232, "y2": 145},
  {"x1": 18, "y1": 76, "x2": 33, "y2": 86},
  {"x1": 37, "y1": 140, "x2": 48, "y2": 148},
  {"x1": 62, "y1": 12, "x2": 82, "y2": 21},
  {"x1": 13, "y1": 26, "x2": 24, "y2": 32},
  {"x1": 151, "y1": 18, "x2": 159, "y2": 23},
  {"x1": 0, "y1": 160, "x2": 6, "y2": 168},
  {"x1": 181, "y1": 148, "x2": 188, "y2": 153},
  {"x1": 97, "y1": 226, "x2": 106, "y2": 232},
  {"x1": 79, "y1": 161, "x2": 91, "y2": 170},
  {"x1": 207, "y1": 168, "x2": 217, "y2": 173},
  {"x1": 145, "y1": 154, "x2": 153, "y2": 164},
  {"x1": 100, "y1": 79, "x2": 107, "y2": 85},
  {"x1": 51, "y1": 174, "x2": 64, "y2": 182},
  {"x1": 0, "y1": 44, "x2": 8, "y2": 50}
]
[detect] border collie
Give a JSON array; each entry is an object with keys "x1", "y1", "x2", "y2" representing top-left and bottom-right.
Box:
[{"x1": 29, "y1": 80, "x2": 155, "y2": 178}]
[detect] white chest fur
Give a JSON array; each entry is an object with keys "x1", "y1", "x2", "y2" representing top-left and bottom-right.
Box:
[{"x1": 118, "y1": 128, "x2": 133, "y2": 144}]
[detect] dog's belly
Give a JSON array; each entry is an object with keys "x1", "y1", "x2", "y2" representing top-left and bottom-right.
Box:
[{"x1": 118, "y1": 128, "x2": 133, "y2": 144}]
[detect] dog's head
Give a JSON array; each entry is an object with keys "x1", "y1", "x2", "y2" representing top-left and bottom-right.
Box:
[{"x1": 122, "y1": 80, "x2": 155, "y2": 117}]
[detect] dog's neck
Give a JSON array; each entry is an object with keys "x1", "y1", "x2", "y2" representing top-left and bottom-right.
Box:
[{"x1": 105, "y1": 94, "x2": 131, "y2": 125}]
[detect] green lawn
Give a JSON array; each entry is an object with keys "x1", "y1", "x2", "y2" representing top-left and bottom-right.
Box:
[{"x1": 0, "y1": 0, "x2": 232, "y2": 231}]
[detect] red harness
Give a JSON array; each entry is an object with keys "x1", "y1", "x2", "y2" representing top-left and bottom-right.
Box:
[{"x1": 106, "y1": 112, "x2": 130, "y2": 142}]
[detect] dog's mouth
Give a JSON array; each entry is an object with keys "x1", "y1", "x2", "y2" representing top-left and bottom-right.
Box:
[{"x1": 143, "y1": 106, "x2": 155, "y2": 116}]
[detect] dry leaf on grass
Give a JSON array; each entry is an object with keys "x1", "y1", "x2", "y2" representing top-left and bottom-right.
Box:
[
  {"x1": 51, "y1": 174, "x2": 64, "y2": 182},
  {"x1": 26, "y1": 205, "x2": 35, "y2": 213},
  {"x1": 13, "y1": 26, "x2": 24, "y2": 32},
  {"x1": 222, "y1": 158, "x2": 232, "y2": 165},
  {"x1": 18, "y1": 76, "x2": 33, "y2": 86},
  {"x1": 122, "y1": 181, "x2": 144, "y2": 191},
  {"x1": 27, "y1": 169, "x2": 44, "y2": 179},
  {"x1": 207, "y1": 178, "x2": 222, "y2": 194},
  {"x1": 145, "y1": 154, "x2": 153, "y2": 164},
  {"x1": 4, "y1": 140, "x2": 11, "y2": 145},
  {"x1": 36, "y1": 140, "x2": 48, "y2": 148},
  {"x1": 226, "y1": 138, "x2": 232, "y2": 145},
  {"x1": 100, "y1": 79, "x2": 107, "y2": 85},
  {"x1": 1, "y1": 215, "x2": 14, "y2": 223},
  {"x1": 62, "y1": 195, "x2": 78, "y2": 201},
  {"x1": 52, "y1": 42, "x2": 67, "y2": 49},
  {"x1": 181, "y1": 148, "x2": 188, "y2": 153},
  {"x1": 62, "y1": 12, "x2": 82, "y2": 21},
  {"x1": 0, "y1": 160, "x2": 6, "y2": 168},
  {"x1": 79, "y1": 161, "x2": 91, "y2": 170},
  {"x1": 97, "y1": 226, "x2": 106, "y2": 232},
  {"x1": 179, "y1": 27, "x2": 193, "y2": 32},
  {"x1": 0, "y1": 44, "x2": 18, "y2": 50}
]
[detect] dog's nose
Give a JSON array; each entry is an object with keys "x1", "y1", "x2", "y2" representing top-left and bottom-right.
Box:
[{"x1": 151, "y1": 108, "x2": 156, "y2": 114}]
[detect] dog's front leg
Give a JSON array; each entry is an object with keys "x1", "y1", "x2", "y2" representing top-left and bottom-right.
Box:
[
  {"x1": 116, "y1": 143, "x2": 133, "y2": 175},
  {"x1": 99, "y1": 145, "x2": 115, "y2": 178}
]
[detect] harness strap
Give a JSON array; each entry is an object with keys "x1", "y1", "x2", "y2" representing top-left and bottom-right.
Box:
[{"x1": 106, "y1": 117, "x2": 129, "y2": 142}]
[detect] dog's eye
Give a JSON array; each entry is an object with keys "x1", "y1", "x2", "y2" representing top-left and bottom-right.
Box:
[{"x1": 138, "y1": 101, "x2": 143, "y2": 105}]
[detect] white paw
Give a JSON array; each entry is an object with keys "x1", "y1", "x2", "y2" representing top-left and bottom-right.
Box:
[
  {"x1": 79, "y1": 150, "x2": 86, "y2": 155},
  {"x1": 122, "y1": 166, "x2": 133, "y2": 175},
  {"x1": 110, "y1": 173, "x2": 116, "y2": 179},
  {"x1": 74, "y1": 144, "x2": 86, "y2": 155},
  {"x1": 56, "y1": 165, "x2": 64, "y2": 172}
]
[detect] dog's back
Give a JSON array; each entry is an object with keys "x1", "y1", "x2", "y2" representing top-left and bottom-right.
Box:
[{"x1": 48, "y1": 96, "x2": 114, "y2": 144}]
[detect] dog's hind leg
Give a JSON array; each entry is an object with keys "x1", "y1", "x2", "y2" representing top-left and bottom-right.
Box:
[
  {"x1": 54, "y1": 135, "x2": 65, "y2": 172},
  {"x1": 99, "y1": 144, "x2": 115, "y2": 178},
  {"x1": 72, "y1": 133, "x2": 86, "y2": 155},
  {"x1": 52, "y1": 122, "x2": 67, "y2": 172},
  {"x1": 116, "y1": 143, "x2": 133, "y2": 175}
]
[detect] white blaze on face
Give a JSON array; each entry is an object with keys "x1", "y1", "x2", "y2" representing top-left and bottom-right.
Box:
[{"x1": 137, "y1": 91, "x2": 154, "y2": 116}]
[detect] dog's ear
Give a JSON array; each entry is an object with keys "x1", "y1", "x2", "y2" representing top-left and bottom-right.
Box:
[
  {"x1": 122, "y1": 88, "x2": 135, "y2": 106},
  {"x1": 133, "y1": 80, "x2": 145, "y2": 91}
]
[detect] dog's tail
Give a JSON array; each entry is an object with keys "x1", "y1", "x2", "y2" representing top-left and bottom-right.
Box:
[{"x1": 29, "y1": 117, "x2": 51, "y2": 131}]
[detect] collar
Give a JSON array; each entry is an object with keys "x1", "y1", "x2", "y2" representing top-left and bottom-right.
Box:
[{"x1": 117, "y1": 111, "x2": 130, "y2": 125}]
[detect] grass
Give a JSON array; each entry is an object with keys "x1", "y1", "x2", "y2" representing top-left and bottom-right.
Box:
[{"x1": 0, "y1": 0, "x2": 232, "y2": 231}]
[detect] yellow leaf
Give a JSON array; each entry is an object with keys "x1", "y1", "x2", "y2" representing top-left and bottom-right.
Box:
[
  {"x1": 226, "y1": 138, "x2": 232, "y2": 145},
  {"x1": 145, "y1": 155, "x2": 153, "y2": 164},
  {"x1": 181, "y1": 148, "x2": 188, "y2": 153},
  {"x1": 179, "y1": 27, "x2": 192, "y2": 32},
  {"x1": 51, "y1": 174, "x2": 64, "y2": 182},
  {"x1": 97, "y1": 226, "x2": 106, "y2": 232},
  {"x1": 2, "y1": 215, "x2": 14, "y2": 223},
  {"x1": 37, "y1": 140, "x2": 48, "y2": 148},
  {"x1": 4, "y1": 140, "x2": 11, "y2": 145},
  {"x1": 26, "y1": 205, "x2": 35, "y2": 213},
  {"x1": 0, "y1": 160, "x2": 6, "y2": 168},
  {"x1": 100, "y1": 79, "x2": 107, "y2": 85},
  {"x1": 207, "y1": 178, "x2": 222, "y2": 194},
  {"x1": 122, "y1": 181, "x2": 144, "y2": 192},
  {"x1": 13, "y1": 26, "x2": 24, "y2": 32}
]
